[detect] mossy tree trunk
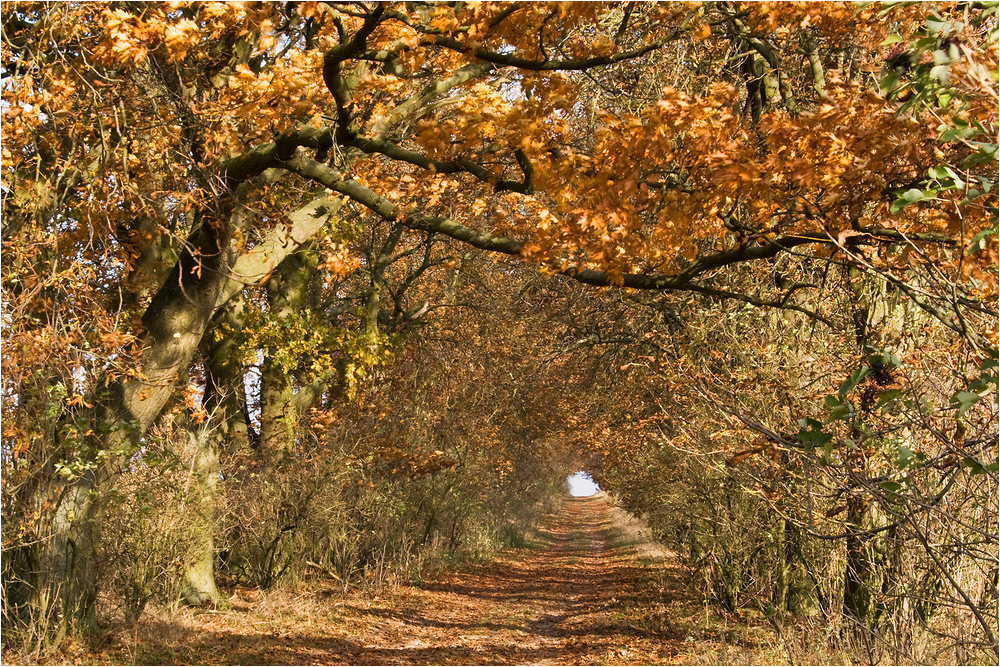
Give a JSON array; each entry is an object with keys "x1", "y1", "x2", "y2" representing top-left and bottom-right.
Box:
[
  {"x1": 178, "y1": 425, "x2": 220, "y2": 606},
  {"x1": 260, "y1": 246, "x2": 319, "y2": 464},
  {"x1": 179, "y1": 294, "x2": 256, "y2": 606}
]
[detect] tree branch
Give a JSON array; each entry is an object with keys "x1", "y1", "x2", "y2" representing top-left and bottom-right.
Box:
[
  {"x1": 370, "y1": 62, "x2": 494, "y2": 138},
  {"x1": 683, "y1": 283, "x2": 835, "y2": 327},
  {"x1": 278, "y1": 153, "x2": 850, "y2": 293},
  {"x1": 427, "y1": 33, "x2": 673, "y2": 71},
  {"x1": 322, "y1": 4, "x2": 386, "y2": 137}
]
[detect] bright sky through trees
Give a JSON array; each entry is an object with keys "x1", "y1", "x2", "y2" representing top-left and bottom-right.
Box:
[{"x1": 567, "y1": 471, "x2": 600, "y2": 497}]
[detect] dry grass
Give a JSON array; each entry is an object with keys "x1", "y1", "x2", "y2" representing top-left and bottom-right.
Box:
[
  {"x1": 15, "y1": 494, "x2": 968, "y2": 666},
  {"x1": 14, "y1": 495, "x2": 753, "y2": 665}
]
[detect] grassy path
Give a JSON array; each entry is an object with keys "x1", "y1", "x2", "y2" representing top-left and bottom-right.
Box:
[{"x1": 73, "y1": 494, "x2": 764, "y2": 665}]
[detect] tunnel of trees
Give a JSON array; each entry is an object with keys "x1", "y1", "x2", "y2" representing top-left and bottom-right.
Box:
[{"x1": 1, "y1": 1, "x2": 997, "y2": 663}]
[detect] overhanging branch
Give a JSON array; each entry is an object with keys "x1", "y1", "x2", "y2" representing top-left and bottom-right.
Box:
[
  {"x1": 228, "y1": 143, "x2": 966, "y2": 322},
  {"x1": 427, "y1": 33, "x2": 672, "y2": 71},
  {"x1": 279, "y1": 153, "x2": 850, "y2": 296}
]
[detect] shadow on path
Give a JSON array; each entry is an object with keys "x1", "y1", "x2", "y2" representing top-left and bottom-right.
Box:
[{"x1": 119, "y1": 495, "x2": 695, "y2": 665}]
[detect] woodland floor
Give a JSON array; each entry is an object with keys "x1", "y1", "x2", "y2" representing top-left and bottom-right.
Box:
[{"x1": 53, "y1": 494, "x2": 777, "y2": 665}]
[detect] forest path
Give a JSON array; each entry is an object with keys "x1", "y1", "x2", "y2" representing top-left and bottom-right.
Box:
[{"x1": 100, "y1": 495, "x2": 755, "y2": 665}]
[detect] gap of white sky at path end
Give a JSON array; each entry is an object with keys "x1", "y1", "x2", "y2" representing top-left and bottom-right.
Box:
[{"x1": 567, "y1": 471, "x2": 600, "y2": 497}]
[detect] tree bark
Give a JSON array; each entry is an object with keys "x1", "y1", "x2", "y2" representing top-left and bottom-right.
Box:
[
  {"x1": 260, "y1": 246, "x2": 320, "y2": 463},
  {"x1": 843, "y1": 497, "x2": 877, "y2": 626},
  {"x1": 44, "y1": 195, "x2": 342, "y2": 623},
  {"x1": 42, "y1": 469, "x2": 100, "y2": 633},
  {"x1": 177, "y1": 294, "x2": 255, "y2": 605},
  {"x1": 774, "y1": 514, "x2": 790, "y2": 614},
  {"x1": 178, "y1": 425, "x2": 220, "y2": 606},
  {"x1": 204, "y1": 293, "x2": 254, "y2": 455},
  {"x1": 841, "y1": 268, "x2": 885, "y2": 634}
]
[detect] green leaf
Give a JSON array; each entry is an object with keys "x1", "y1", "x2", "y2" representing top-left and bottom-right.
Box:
[
  {"x1": 940, "y1": 123, "x2": 977, "y2": 141},
  {"x1": 962, "y1": 142, "x2": 998, "y2": 168},
  {"x1": 880, "y1": 71, "x2": 902, "y2": 95},
  {"x1": 880, "y1": 481, "x2": 903, "y2": 493},
  {"x1": 963, "y1": 457, "x2": 999, "y2": 475},
  {"x1": 870, "y1": 349, "x2": 902, "y2": 369},
  {"x1": 950, "y1": 390, "x2": 980, "y2": 416},
  {"x1": 943, "y1": 166, "x2": 965, "y2": 189},
  {"x1": 876, "y1": 1, "x2": 920, "y2": 18},
  {"x1": 797, "y1": 419, "x2": 832, "y2": 452},
  {"x1": 799, "y1": 417, "x2": 823, "y2": 430},
  {"x1": 894, "y1": 445, "x2": 915, "y2": 468},
  {"x1": 928, "y1": 165, "x2": 950, "y2": 180},
  {"x1": 968, "y1": 223, "x2": 997, "y2": 252},
  {"x1": 839, "y1": 366, "x2": 870, "y2": 400},
  {"x1": 930, "y1": 64, "x2": 951, "y2": 83},
  {"x1": 932, "y1": 48, "x2": 951, "y2": 65},
  {"x1": 925, "y1": 18, "x2": 950, "y2": 34},
  {"x1": 972, "y1": 352, "x2": 1000, "y2": 389},
  {"x1": 961, "y1": 189, "x2": 983, "y2": 207},
  {"x1": 914, "y1": 36, "x2": 941, "y2": 51},
  {"x1": 827, "y1": 403, "x2": 854, "y2": 423},
  {"x1": 876, "y1": 388, "x2": 903, "y2": 411}
]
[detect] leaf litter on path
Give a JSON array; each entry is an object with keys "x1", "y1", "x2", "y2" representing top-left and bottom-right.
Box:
[{"x1": 82, "y1": 494, "x2": 769, "y2": 665}]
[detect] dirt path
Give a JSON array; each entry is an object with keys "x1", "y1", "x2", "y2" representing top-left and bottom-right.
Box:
[
  {"x1": 83, "y1": 494, "x2": 759, "y2": 665},
  {"x1": 332, "y1": 495, "x2": 685, "y2": 665}
]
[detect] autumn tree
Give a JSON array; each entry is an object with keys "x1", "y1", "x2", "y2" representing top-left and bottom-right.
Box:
[{"x1": 1, "y1": 0, "x2": 996, "y2": 654}]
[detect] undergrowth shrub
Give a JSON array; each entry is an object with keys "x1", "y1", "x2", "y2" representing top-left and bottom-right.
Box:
[
  {"x1": 214, "y1": 433, "x2": 562, "y2": 594},
  {"x1": 98, "y1": 450, "x2": 202, "y2": 624}
]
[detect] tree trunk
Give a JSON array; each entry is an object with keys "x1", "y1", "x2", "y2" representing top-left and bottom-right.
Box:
[
  {"x1": 42, "y1": 217, "x2": 225, "y2": 629},
  {"x1": 44, "y1": 195, "x2": 342, "y2": 627},
  {"x1": 774, "y1": 514, "x2": 789, "y2": 614},
  {"x1": 841, "y1": 266, "x2": 882, "y2": 633},
  {"x1": 260, "y1": 246, "x2": 319, "y2": 463},
  {"x1": 177, "y1": 293, "x2": 257, "y2": 606},
  {"x1": 843, "y1": 498, "x2": 877, "y2": 626},
  {"x1": 179, "y1": 426, "x2": 220, "y2": 606},
  {"x1": 41, "y1": 470, "x2": 100, "y2": 634},
  {"x1": 204, "y1": 293, "x2": 254, "y2": 454}
]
